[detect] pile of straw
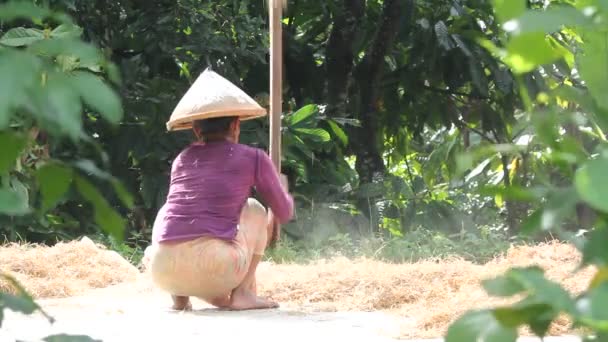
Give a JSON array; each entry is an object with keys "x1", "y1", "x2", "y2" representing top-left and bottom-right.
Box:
[
  {"x1": 0, "y1": 237, "x2": 140, "y2": 298},
  {"x1": 257, "y1": 241, "x2": 595, "y2": 338}
]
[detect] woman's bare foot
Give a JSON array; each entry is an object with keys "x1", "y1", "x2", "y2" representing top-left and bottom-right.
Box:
[
  {"x1": 171, "y1": 295, "x2": 192, "y2": 311},
  {"x1": 229, "y1": 288, "x2": 279, "y2": 310}
]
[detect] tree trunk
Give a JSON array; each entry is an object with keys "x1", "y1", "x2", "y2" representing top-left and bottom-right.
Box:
[
  {"x1": 350, "y1": 0, "x2": 405, "y2": 231},
  {"x1": 325, "y1": 0, "x2": 365, "y2": 117}
]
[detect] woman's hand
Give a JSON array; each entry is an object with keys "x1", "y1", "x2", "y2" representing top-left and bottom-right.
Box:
[
  {"x1": 267, "y1": 174, "x2": 288, "y2": 247},
  {"x1": 267, "y1": 209, "x2": 280, "y2": 247}
]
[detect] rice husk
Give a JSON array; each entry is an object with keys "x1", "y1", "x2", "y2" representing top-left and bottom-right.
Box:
[
  {"x1": 0, "y1": 237, "x2": 140, "y2": 298},
  {"x1": 256, "y1": 241, "x2": 595, "y2": 338}
]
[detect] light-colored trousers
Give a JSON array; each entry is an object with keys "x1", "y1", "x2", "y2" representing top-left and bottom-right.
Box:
[{"x1": 145, "y1": 198, "x2": 268, "y2": 301}]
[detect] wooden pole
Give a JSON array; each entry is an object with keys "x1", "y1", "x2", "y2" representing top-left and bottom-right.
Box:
[
  {"x1": 269, "y1": 0, "x2": 283, "y2": 245},
  {"x1": 269, "y1": 0, "x2": 282, "y2": 171}
]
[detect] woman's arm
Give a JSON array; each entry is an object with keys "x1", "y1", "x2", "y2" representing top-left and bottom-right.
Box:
[{"x1": 254, "y1": 150, "x2": 294, "y2": 224}]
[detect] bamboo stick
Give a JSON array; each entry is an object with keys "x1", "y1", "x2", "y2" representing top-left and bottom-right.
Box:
[{"x1": 269, "y1": 0, "x2": 282, "y2": 171}]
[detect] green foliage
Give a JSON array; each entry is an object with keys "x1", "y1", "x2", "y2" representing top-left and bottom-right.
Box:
[
  {"x1": 0, "y1": 2, "x2": 126, "y2": 341},
  {"x1": 493, "y1": 0, "x2": 526, "y2": 24},
  {"x1": 1, "y1": 273, "x2": 101, "y2": 341},
  {"x1": 575, "y1": 157, "x2": 608, "y2": 213},
  {"x1": 36, "y1": 162, "x2": 73, "y2": 212},
  {"x1": 446, "y1": 1, "x2": 608, "y2": 341},
  {"x1": 0, "y1": 1, "x2": 128, "y2": 242},
  {"x1": 0, "y1": 132, "x2": 27, "y2": 173},
  {"x1": 578, "y1": 31, "x2": 608, "y2": 110},
  {"x1": 265, "y1": 228, "x2": 511, "y2": 265},
  {"x1": 0, "y1": 274, "x2": 51, "y2": 326},
  {"x1": 446, "y1": 310, "x2": 518, "y2": 342},
  {"x1": 0, "y1": 0, "x2": 531, "y2": 244}
]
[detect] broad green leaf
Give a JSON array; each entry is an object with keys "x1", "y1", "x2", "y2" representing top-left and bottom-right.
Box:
[
  {"x1": 0, "y1": 273, "x2": 53, "y2": 328},
  {"x1": 493, "y1": 303, "x2": 554, "y2": 332},
  {"x1": 43, "y1": 335, "x2": 102, "y2": 342},
  {"x1": 105, "y1": 62, "x2": 122, "y2": 85},
  {"x1": 575, "y1": 283, "x2": 608, "y2": 330},
  {"x1": 293, "y1": 127, "x2": 331, "y2": 142},
  {"x1": 496, "y1": 267, "x2": 576, "y2": 313},
  {"x1": 0, "y1": 27, "x2": 45, "y2": 47},
  {"x1": 578, "y1": 31, "x2": 608, "y2": 110},
  {"x1": 445, "y1": 310, "x2": 517, "y2": 342},
  {"x1": 50, "y1": 24, "x2": 83, "y2": 39},
  {"x1": 71, "y1": 71, "x2": 123, "y2": 123},
  {"x1": 36, "y1": 162, "x2": 73, "y2": 212},
  {"x1": 0, "y1": 50, "x2": 41, "y2": 128},
  {"x1": 73, "y1": 159, "x2": 112, "y2": 180},
  {"x1": 505, "y1": 33, "x2": 565, "y2": 74},
  {"x1": 27, "y1": 38, "x2": 101, "y2": 68},
  {"x1": 455, "y1": 152, "x2": 475, "y2": 176},
  {"x1": 590, "y1": 267, "x2": 608, "y2": 289},
  {"x1": 496, "y1": 297, "x2": 557, "y2": 337},
  {"x1": 288, "y1": 104, "x2": 317, "y2": 126},
  {"x1": 553, "y1": 85, "x2": 608, "y2": 133},
  {"x1": 493, "y1": 0, "x2": 526, "y2": 24},
  {"x1": 479, "y1": 185, "x2": 545, "y2": 202},
  {"x1": 553, "y1": 84, "x2": 597, "y2": 114},
  {"x1": 0, "y1": 132, "x2": 27, "y2": 174},
  {"x1": 581, "y1": 226, "x2": 608, "y2": 267},
  {"x1": 528, "y1": 315, "x2": 555, "y2": 338},
  {"x1": 327, "y1": 120, "x2": 348, "y2": 146},
  {"x1": 56, "y1": 55, "x2": 81, "y2": 72},
  {"x1": 288, "y1": 134, "x2": 315, "y2": 160},
  {"x1": 575, "y1": 157, "x2": 608, "y2": 212},
  {"x1": 42, "y1": 75, "x2": 83, "y2": 139},
  {"x1": 528, "y1": 313, "x2": 557, "y2": 337},
  {"x1": 72, "y1": 160, "x2": 132, "y2": 207},
  {"x1": 483, "y1": 274, "x2": 526, "y2": 297},
  {"x1": 0, "y1": 290, "x2": 38, "y2": 318},
  {"x1": 521, "y1": 208, "x2": 543, "y2": 235},
  {"x1": 111, "y1": 179, "x2": 134, "y2": 209},
  {"x1": 495, "y1": 192, "x2": 504, "y2": 208},
  {"x1": 0, "y1": 2, "x2": 52, "y2": 22},
  {"x1": 529, "y1": 187, "x2": 580, "y2": 233},
  {"x1": 483, "y1": 266, "x2": 576, "y2": 318},
  {"x1": 504, "y1": 7, "x2": 593, "y2": 35},
  {"x1": 75, "y1": 176, "x2": 125, "y2": 241},
  {"x1": 550, "y1": 36, "x2": 575, "y2": 68},
  {"x1": 0, "y1": 186, "x2": 29, "y2": 215}
]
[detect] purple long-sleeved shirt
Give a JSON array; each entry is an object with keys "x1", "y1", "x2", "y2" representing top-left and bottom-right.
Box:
[{"x1": 152, "y1": 140, "x2": 294, "y2": 243}]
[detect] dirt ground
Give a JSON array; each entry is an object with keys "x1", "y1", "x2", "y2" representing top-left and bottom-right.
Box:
[
  {"x1": 1, "y1": 278, "x2": 405, "y2": 341},
  {"x1": 0, "y1": 278, "x2": 582, "y2": 342},
  {"x1": 0, "y1": 238, "x2": 594, "y2": 341}
]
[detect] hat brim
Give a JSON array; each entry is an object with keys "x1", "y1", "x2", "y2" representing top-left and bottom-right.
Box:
[{"x1": 166, "y1": 108, "x2": 267, "y2": 131}]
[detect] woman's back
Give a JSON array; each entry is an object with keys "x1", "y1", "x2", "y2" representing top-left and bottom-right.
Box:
[{"x1": 153, "y1": 140, "x2": 293, "y2": 243}]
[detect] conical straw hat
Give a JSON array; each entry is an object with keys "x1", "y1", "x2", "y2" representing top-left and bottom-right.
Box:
[{"x1": 166, "y1": 68, "x2": 267, "y2": 131}]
